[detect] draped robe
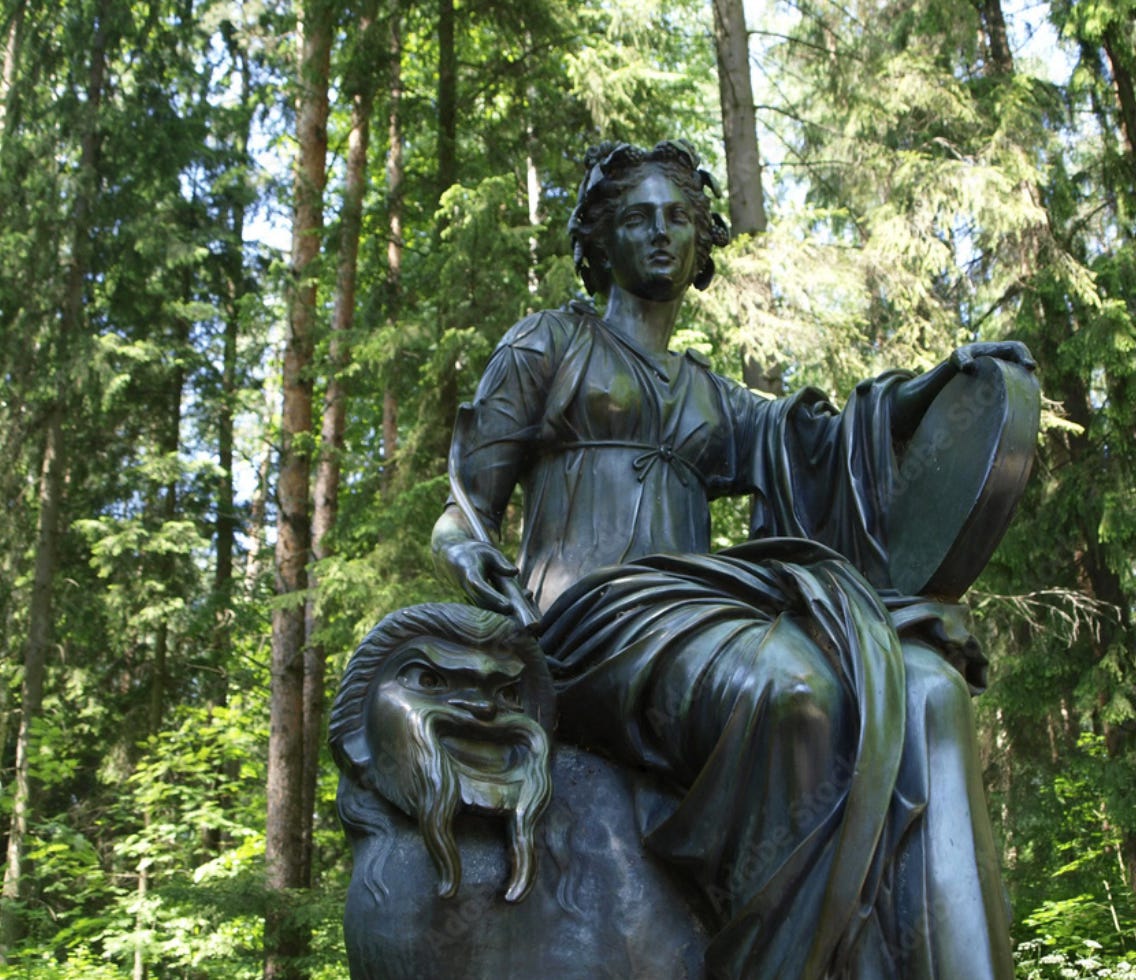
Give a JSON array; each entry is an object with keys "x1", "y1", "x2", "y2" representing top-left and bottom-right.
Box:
[{"x1": 452, "y1": 305, "x2": 1012, "y2": 978}]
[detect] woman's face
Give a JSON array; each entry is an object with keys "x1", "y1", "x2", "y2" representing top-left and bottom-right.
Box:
[{"x1": 604, "y1": 169, "x2": 698, "y2": 302}]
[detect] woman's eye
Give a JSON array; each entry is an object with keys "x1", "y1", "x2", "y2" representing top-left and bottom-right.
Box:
[{"x1": 670, "y1": 208, "x2": 690, "y2": 224}]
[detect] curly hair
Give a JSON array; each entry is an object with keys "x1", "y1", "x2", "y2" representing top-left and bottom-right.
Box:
[{"x1": 568, "y1": 140, "x2": 731, "y2": 296}]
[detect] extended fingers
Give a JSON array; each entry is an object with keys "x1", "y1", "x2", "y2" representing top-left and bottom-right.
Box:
[
  {"x1": 951, "y1": 346, "x2": 978, "y2": 374},
  {"x1": 465, "y1": 571, "x2": 516, "y2": 614},
  {"x1": 952, "y1": 341, "x2": 1036, "y2": 375},
  {"x1": 483, "y1": 548, "x2": 520, "y2": 577},
  {"x1": 1004, "y1": 341, "x2": 1037, "y2": 370}
]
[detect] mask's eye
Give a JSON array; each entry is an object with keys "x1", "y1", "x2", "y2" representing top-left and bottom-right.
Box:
[
  {"x1": 398, "y1": 663, "x2": 448, "y2": 693},
  {"x1": 497, "y1": 683, "x2": 523, "y2": 710}
]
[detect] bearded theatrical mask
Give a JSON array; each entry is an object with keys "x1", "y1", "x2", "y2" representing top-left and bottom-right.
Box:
[{"x1": 330, "y1": 606, "x2": 554, "y2": 904}]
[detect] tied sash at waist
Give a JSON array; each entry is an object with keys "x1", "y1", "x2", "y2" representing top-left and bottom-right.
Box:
[{"x1": 552, "y1": 440, "x2": 706, "y2": 487}]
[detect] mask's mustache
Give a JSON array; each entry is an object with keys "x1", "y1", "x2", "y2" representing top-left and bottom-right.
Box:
[{"x1": 404, "y1": 706, "x2": 552, "y2": 902}]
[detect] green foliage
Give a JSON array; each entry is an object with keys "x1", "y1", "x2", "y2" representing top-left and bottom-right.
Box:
[
  {"x1": 0, "y1": 692, "x2": 276, "y2": 977},
  {"x1": 1, "y1": 0, "x2": 1134, "y2": 973},
  {"x1": 1016, "y1": 937, "x2": 1136, "y2": 979},
  {"x1": 565, "y1": 0, "x2": 718, "y2": 142}
]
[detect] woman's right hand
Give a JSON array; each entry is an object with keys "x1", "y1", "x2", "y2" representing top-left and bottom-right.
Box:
[{"x1": 436, "y1": 539, "x2": 521, "y2": 615}]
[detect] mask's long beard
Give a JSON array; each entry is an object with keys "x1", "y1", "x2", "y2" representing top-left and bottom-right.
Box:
[
  {"x1": 502, "y1": 718, "x2": 552, "y2": 902},
  {"x1": 375, "y1": 706, "x2": 552, "y2": 902}
]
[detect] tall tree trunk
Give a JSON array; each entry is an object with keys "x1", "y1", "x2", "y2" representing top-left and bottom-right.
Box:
[
  {"x1": 432, "y1": 0, "x2": 459, "y2": 457},
  {"x1": 0, "y1": 409, "x2": 63, "y2": 958},
  {"x1": 264, "y1": 0, "x2": 330, "y2": 975},
  {"x1": 215, "y1": 36, "x2": 251, "y2": 691},
  {"x1": 245, "y1": 440, "x2": 272, "y2": 594},
  {"x1": 149, "y1": 294, "x2": 190, "y2": 734},
  {"x1": 976, "y1": 0, "x2": 1013, "y2": 75},
  {"x1": 300, "y1": 0, "x2": 379, "y2": 892},
  {"x1": 437, "y1": 0, "x2": 456, "y2": 204},
  {"x1": 712, "y1": 0, "x2": 766, "y2": 237},
  {"x1": 1102, "y1": 27, "x2": 1136, "y2": 175},
  {"x1": 214, "y1": 252, "x2": 238, "y2": 678},
  {"x1": 0, "y1": 0, "x2": 22, "y2": 143},
  {"x1": 0, "y1": 1, "x2": 110, "y2": 954},
  {"x1": 712, "y1": 0, "x2": 775, "y2": 393},
  {"x1": 382, "y1": 13, "x2": 403, "y2": 488},
  {"x1": 201, "y1": 34, "x2": 251, "y2": 864}
]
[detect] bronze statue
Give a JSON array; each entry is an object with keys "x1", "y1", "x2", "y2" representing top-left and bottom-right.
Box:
[{"x1": 337, "y1": 140, "x2": 1039, "y2": 978}]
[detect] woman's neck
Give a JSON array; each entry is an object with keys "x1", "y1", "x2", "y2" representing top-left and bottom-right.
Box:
[{"x1": 603, "y1": 286, "x2": 684, "y2": 356}]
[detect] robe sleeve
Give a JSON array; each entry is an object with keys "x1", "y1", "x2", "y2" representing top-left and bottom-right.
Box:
[
  {"x1": 450, "y1": 311, "x2": 574, "y2": 536},
  {"x1": 741, "y1": 371, "x2": 914, "y2": 590}
]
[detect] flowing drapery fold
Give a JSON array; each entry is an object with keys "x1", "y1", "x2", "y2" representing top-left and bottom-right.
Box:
[{"x1": 453, "y1": 306, "x2": 1011, "y2": 977}]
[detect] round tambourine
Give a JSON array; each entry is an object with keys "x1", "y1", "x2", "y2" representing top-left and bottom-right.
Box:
[{"x1": 887, "y1": 357, "x2": 1040, "y2": 600}]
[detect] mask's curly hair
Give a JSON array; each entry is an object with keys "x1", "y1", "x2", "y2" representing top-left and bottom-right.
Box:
[{"x1": 568, "y1": 139, "x2": 731, "y2": 296}]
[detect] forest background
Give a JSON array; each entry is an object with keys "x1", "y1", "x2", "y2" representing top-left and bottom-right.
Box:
[{"x1": 0, "y1": 0, "x2": 1133, "y2": 976}]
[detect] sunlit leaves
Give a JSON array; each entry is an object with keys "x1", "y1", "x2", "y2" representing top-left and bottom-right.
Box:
[{"x1": 564, "y1": 0, "x2": 718, "y2": 143}]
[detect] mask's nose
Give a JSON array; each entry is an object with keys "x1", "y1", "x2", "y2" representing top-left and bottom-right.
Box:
[{"x1": 451, "y1": 695, "x2": 497, "y2": 721}]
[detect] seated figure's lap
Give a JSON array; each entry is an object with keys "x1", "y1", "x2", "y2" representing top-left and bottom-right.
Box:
[
  {"x1": 555, "y1": 610, "x2": 852, "y2": 788},
  {"x1": 648, "y1": 612, "x2": 852, "y2": 788},
  {"x1": 555, "y1": 607, "x2": 858, "y2": 897}
]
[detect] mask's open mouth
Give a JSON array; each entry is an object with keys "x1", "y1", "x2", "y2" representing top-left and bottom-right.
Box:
[{"x1": 437, "y1": 719, "x2": 526, "y2": 776}]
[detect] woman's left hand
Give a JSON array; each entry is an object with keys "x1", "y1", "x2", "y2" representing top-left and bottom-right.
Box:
[
  {"x1": 892, "y1": 339, "x2": 1037, "y2": 439},
  {"x1": 950, "y1": 341, "x2": 1036, "y2": 375}
]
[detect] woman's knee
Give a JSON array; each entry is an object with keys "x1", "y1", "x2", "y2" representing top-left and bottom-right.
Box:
[
  {"x1": 768, "y1": 665, "x2": 844, "y2": 740},
  {"x1": 904, "y1": 643, "x2": 973, "y2": 728}
]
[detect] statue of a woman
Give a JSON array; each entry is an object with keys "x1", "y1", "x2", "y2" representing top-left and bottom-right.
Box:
[{"x1": 432, "y1": 139, "x2": 1031, "y2": 979}]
